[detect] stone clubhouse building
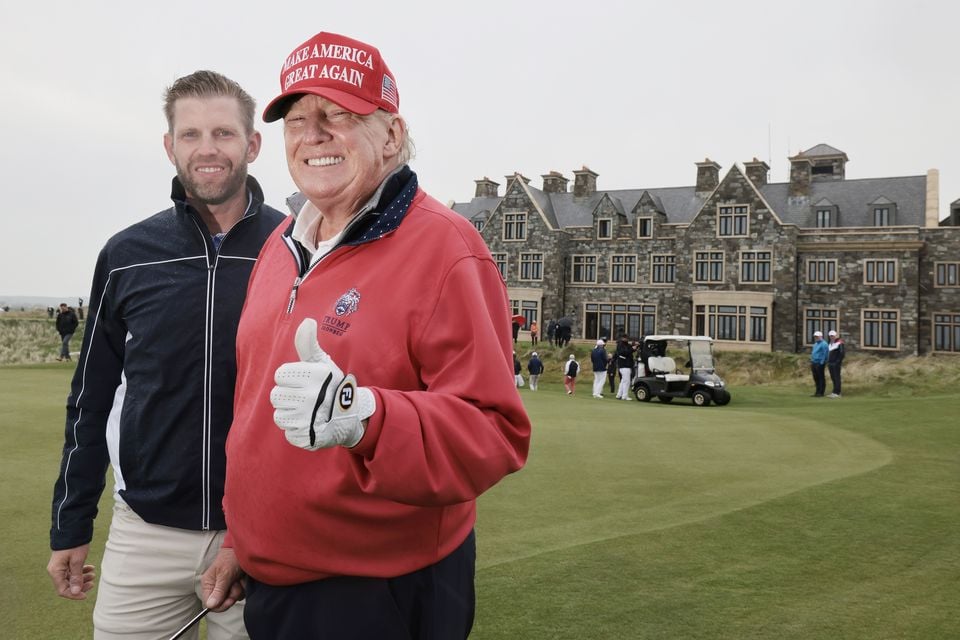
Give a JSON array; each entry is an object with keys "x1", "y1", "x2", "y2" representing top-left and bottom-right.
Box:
[{"x1": 451, "y1": 144, "x2": 960, "y2": 356}]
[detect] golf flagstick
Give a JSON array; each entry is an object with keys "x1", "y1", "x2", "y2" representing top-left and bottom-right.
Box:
[{"x1": 168, "y1": 607, "x2": 209, "y2": 640}]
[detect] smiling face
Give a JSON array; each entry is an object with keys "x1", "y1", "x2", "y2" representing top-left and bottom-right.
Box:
[
  {"x1": 282, "y1": 95, "x2": 404, "y2": 219},
  {"x1": 163, "y1": 96, "x2": 261, "y2": 206}
]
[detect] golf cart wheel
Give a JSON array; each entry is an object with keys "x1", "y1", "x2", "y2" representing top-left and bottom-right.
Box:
[
  {"x1": 713, "y1": 389, "x2": 731, "y2": 406},
  {"x1": 658, "y1": 396, "x2": 673, "y2": 403},
  {"x1": 633, "y1": 384, "x2": 652, "y2": 402},
  {"x1": 691, "y1": 390, "x2": 712, "y2": 406}
]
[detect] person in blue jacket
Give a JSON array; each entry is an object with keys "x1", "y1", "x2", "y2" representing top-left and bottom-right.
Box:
[
  {"x1": 809, "y1": 330, "x2": 829, "y2": 397},
  {"x1": 527, "y1": 352, "x2": 544, "y2": 390}
]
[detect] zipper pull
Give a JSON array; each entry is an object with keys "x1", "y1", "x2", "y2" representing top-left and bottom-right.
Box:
[{"x1": 286, "y1": 276, "x2": 302, "y2": 314}]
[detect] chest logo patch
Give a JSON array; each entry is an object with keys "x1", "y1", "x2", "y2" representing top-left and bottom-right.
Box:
[{"x1": 334, "y1": 288, "x2": 361, "y2": 317}]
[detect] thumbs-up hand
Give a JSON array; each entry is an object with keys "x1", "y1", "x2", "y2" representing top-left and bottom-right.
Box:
[{"x1": 270, "y1": 318, "x2": 376, "y2": 450}]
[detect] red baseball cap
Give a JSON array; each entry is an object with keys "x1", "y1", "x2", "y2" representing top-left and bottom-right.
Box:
[{"x1": 262, "y1": 31, "x2": 400, "y2": 122}]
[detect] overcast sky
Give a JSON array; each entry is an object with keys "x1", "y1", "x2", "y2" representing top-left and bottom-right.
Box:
[{"x1": 2, "y1": 0, "x2": 957, "y2": 298}]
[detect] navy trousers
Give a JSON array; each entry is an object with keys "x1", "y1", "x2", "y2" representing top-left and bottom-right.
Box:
[
  {"x1": 811, "y1": 363, "x2": 826, "y2": 396},
  {"x1": 244, "y1": 531, "x2": 476, "y2": 640},
  {"x1": 828, "y1": 362, "x2": 842, "y2": 395}
]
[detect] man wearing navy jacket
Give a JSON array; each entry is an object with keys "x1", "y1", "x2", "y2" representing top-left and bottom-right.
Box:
[{"x1": 47, "y1": 70, "x2": 285, "y2": 639}]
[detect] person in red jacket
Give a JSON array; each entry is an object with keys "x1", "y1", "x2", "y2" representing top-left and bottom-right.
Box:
[{"x1": 200, "y1": 31, "x2": 531, "y2": 640}]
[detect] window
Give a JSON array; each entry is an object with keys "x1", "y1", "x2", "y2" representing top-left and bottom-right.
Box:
[
  {"x1": 806, "y1": 259, "x2": 838, "y2": 284},
  {"x1": 717, "y1": 205, "x2": 749, "y2": 237},
  {"x1": 816, "y1": 208, "x2": 832, "y2": 228},
  {"x1": 472, "y1": 219, "x2": 485, "y2": 232},
  {"x1": 695, "y1": 304, "x2": 768, "y2": 343},
  {"x1": 862, "y1": 309, "x2": 899, "y2": 350},
  {"x1": 492, "y1": 253, "x2": 507, "y2": 280},
  {"x1": 651, "y1": 254, "x2": 676, "y2": 284},
  {"x1": 519, "y1": 253, "x2": 543, "y2": 281},
  {"x1": 610, "y1": 255, "x2": 637, "y2": 284},
  {"x1": 572, "y1": 255, "x2": 597, "y2": 283},
  {"x1": 694, "y1": 251, "x2": 724, "y2": 283},
  {"x1": 740, "y1": 251, "x2": 772, "y2": 283},
  {"x1": 933, "y1": 313, "x2": 960, "y2": 352},
  {"x1": 873, "y1": 207, "x2": 890, "y2": 226},
  {"x1": 935, "y1": 262, "x2": 960, "y2": 287},
  {"x1": 804, "y1": 308, "x2": 839, "y2": 345},
  {"x1": 510, "y1": 299, "x2": 540, "y2": 329},
  {"x1": 584, "y1": 303, "x2": 656, "y2": 340},
  {"x1": 864, "y1": 259, "x2": 897, "y2": 285},
  {"x1": 637, "y1": 217, "x2": 653, "y2": 238},
  {"x1": 597, "y1": 218, "x2": 612, "y2": 239},
  {"x1": 503, "y1": 212, "x2": 526, "y2": 240}
]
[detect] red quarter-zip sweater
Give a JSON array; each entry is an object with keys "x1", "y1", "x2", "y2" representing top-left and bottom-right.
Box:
[{"x1": 224, "y1": 186, "x2": 530, "y2": 585}]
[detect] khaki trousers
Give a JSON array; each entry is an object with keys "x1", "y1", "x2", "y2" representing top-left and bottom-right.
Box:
[{"x1": 93, "y1": 502, "x2": 247, "y2": 640}]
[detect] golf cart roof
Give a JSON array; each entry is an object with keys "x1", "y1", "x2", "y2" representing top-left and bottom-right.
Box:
[{"x1": 644, "y1": 335, "x2": 714, "y2": 343}]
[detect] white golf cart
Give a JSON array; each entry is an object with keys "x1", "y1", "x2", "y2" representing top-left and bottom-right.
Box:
[{"x1": 631, "y1": 335, "x2": 731, "y2": 406}]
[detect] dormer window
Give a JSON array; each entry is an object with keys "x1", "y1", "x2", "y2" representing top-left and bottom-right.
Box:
[
  {"x1": 816, "y1": 209, "x2": 832, "y2": 227},
  {"x1": 869, "y1": 197, "x2": 897, "y2": 227},
  {"x1": 637, "y1": 217, "x2": 653, "y2": 238},
  {"x1": 597, "y1": 218, "x2": 612, "y2": 239}
]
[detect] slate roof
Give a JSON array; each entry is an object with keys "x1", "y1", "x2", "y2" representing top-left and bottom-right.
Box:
[{"x1": 452, "y1": 172, "x2": 928, "y2": 229}]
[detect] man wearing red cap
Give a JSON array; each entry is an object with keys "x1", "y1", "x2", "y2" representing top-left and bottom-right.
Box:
[{"x1": 201, "y1": 32, "x2": 531, "y2": 639}]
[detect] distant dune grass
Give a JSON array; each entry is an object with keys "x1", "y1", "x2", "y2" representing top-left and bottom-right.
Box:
[{"x1": 0, "y1": 313, "x2": 84, "y2": 365}]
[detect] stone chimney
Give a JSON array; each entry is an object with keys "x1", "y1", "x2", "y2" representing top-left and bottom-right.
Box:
[
  {"x1": 788, "y1": 155, "x2": 811, "y2": 197},
  {"x1": 695, "y1": 159, "x2": 721, "y2": 195},
  {"x1": 572, "y1": 166, "x2": 598, "y2": 197},
  {"x1": 743, "y1": 158, "x2": 770, "y2": 187},
  {"x1": 474, "y1": 177, "x2": 499, "y2": 198},
  {"x1": 505, "y1": 173, "x2": 531, "y2": 187},
  {"x1": 541, "y1": 171, "x2": 569, "y2": 194},
  {"x1": 925, "y1": 168, "x2": 940, "y2": 228}
]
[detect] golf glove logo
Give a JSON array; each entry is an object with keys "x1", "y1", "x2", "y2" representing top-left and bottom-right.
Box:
[{"x1": 270, "y1": 318, "x2": 375, "y2": 450}]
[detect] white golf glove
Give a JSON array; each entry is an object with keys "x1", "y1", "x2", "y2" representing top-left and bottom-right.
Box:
[{"x1": 270, "y1": 318, "x2": 376, "y2": 450}]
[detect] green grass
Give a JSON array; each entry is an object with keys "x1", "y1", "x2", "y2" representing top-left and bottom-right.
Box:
[{"x1": 3, "y1": 365, "x2": 958, "y2": 639}]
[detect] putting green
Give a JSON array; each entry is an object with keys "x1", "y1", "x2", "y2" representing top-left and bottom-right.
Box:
[{"x1": 477, "y1": 403, "x2": 892, "y2": 569}]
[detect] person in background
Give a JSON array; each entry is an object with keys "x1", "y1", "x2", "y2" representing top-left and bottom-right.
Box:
[
  {"x1": 514, "y1": 351, "x2": 523, "y2": 387},
  {"x1": 205, "y1": 31, "x2": 531, "y2": 640},
  {"x1": 55, "y1": 303, "x2": 78, "y2": 362},
  {"x1": 607, "y1": 352, "x2": 617, "y2": 394},
  {"x1": 827, "y1": 329, "x2": 845, "y2": 398},
  {"x1": 563, "y1": 354, "x2": 580, "y2": 395},
  {"x1": 47, "y1": 70, "x2": 285, "y2": 639},
  {"x1": 546, "y1": 319, "x2": 556, "y2": 346},
  {"x1": 590, "y1": 339, "x2": 607, "y2": 399},
  {"x1": 615, "y1": 336, "x2": 635, "y2": 401},
  {"x1": 810, "y1": 330, "x2": 828, "y2": 397},
  {"x1": 529, "y1": 320, "x2": 538, "y2": 346},
  {"x1": 527, "y1": 351, "x2": 544, "y2": 391}
]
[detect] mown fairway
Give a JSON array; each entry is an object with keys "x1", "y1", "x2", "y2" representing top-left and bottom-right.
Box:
[{"x1": 3, "y1": 365, "x2": 958, "y2": 639}]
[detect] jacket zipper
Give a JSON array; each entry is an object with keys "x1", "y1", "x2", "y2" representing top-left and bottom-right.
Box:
[{"x1": 189, "y1": 211, "x2": 256, "y2": 530}]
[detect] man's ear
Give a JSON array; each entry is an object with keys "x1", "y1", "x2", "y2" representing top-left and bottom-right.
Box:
[
  {"x1": 162, "y1": 133, "x2": 176, "y2": 165},
  {"x1": 383, "y1": 115, "x2": 405, "y2": 160},
  {"x1": 246, "y1": 131, "x2": 262, "y2": 163}
]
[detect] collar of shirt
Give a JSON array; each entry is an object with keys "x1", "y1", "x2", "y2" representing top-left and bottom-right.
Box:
[
  {"x1": 211, "y1": 189, "x2": 255, "y2": 250},
  {"x1": 291, "y1": 166, "x2": 404, "y2": 260}
]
